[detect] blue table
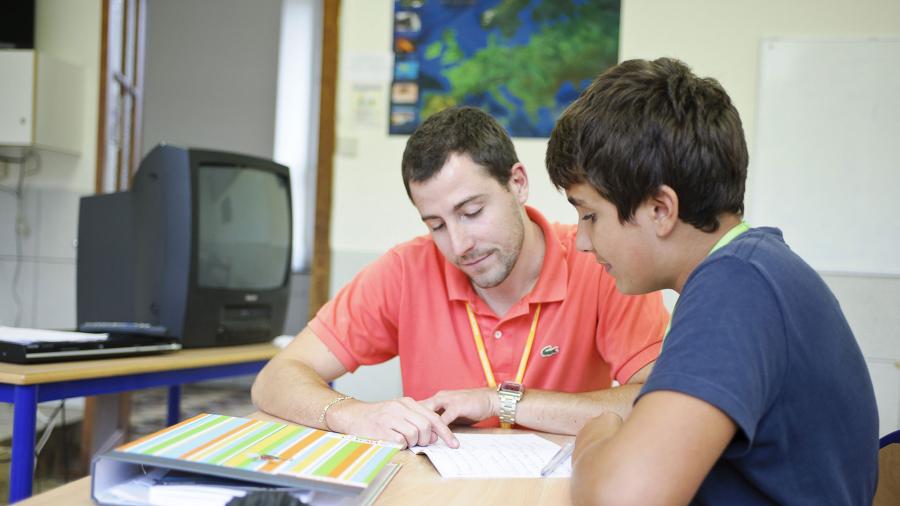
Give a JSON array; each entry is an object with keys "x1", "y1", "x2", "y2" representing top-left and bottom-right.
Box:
[{"x1": 0, "y1": 343, "x2": 279, "y2": 503}]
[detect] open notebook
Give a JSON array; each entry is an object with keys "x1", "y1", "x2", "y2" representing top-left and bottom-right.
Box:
[{"x1": 0, "y1": 326, "x2": 181, "y2": 364}]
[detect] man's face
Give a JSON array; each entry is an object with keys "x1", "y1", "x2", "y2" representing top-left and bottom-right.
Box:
[
  {"x1": 409, "y1": 153, "x2": 526, "y2": 289},
  {"x1": 565, "y1": 182, "x2": 658, "y2": 295}
]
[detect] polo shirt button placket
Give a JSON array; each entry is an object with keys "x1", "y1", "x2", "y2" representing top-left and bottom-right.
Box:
[{"x1": 494, "y1": 330, "x2": 502, "y2": 339}]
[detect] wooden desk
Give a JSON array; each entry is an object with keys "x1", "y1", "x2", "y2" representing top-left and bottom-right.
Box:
[
  {"x1": 0, "y1": 343, "x2": 280, "y2": 503},
  {"x1": 17, "y1": 425, "x2": 573, "y2": 505}
]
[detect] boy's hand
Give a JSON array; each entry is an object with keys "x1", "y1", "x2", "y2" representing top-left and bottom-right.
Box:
[{"x1": 573, "y1": 411, "x2": 623, "y2": 464}]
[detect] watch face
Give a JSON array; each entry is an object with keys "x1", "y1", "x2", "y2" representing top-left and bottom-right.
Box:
[{"x1": 500, "y1": 381, "x2": 523, "y2": 393}]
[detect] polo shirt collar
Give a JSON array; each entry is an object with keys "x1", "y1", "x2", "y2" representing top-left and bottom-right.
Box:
[{"x1": 444, "y1": 206, "x2": 568, "y2": 309}]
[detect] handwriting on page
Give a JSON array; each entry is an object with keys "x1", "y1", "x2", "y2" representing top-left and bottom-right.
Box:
[{"x1": 409, "y1": 433, "x2": 572, "y2": 478}]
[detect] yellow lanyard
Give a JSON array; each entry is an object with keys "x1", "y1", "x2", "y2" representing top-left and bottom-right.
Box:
[{"x1": 465, "y1": 302, "x2": 542, "y2": 388}]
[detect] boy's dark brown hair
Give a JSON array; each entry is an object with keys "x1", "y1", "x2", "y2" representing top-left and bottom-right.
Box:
[
  {"x1": 546, "y1": 57, "x2": 748, "y2": 232},
  {"x1": 402, "y1": 106, "x2": 519, "y2": 198}
]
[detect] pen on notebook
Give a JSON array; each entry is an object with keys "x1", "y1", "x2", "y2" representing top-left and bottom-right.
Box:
[{"x1": 540, "y1": 442, "x2": 575, "y2": 477}]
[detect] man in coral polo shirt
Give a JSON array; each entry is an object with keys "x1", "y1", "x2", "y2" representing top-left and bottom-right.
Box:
[{"x1": 252, "y1": 107, "x2": 668, "y2": 448}]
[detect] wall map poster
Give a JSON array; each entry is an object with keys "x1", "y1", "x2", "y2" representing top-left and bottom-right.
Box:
[{"x1": 389, "y1": 0, "x2": 620, "y2": 137}]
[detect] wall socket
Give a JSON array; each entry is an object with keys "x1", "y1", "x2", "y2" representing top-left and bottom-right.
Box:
[{"x1": 16, "y1": 216, "x2": 30, "y2": 238}]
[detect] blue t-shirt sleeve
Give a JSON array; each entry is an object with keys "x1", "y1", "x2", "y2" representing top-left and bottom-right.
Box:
[{"x1": 638, "y1": 255, "x2": 787, "y2": 453}]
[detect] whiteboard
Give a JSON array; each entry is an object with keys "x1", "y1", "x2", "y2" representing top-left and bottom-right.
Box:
[{"x1": 748, "y1": 38, "x2": 900, "y2": 275}]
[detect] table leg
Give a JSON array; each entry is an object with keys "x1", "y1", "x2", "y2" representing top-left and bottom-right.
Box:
[
  {"x1": 10, "y1": 384, "x2": 37, "y2": 503},
  {"x1": 167, "y1": 384, "x2": 181, "y2": 426}
]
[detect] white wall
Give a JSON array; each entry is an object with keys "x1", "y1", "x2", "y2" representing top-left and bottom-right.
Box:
[
  {"x1": 0, "y1": 0, "x2": 100, "y2": 331},
  {"x1": 29, "y1": 0, "x2": 100, "y2": 193},
  {"x1": 142, "y1": 0, "x2": 282, "y2": 159},
  {"x1": 329, "y1": 0, "x2": 900, "y2": 434}
]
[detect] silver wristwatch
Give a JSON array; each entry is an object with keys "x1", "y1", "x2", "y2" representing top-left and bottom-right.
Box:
[{"x1": 497, "y1": 381, "x2": 525, "y2": 425}]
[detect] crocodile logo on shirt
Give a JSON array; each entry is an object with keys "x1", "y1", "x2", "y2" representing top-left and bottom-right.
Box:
[{"x1": 540, "y1": 345, "x2": 560, "y2": 358}]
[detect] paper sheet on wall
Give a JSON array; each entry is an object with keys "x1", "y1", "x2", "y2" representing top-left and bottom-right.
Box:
[
  {"x1": 341, "y1": 51, "x2": 392, "y2": 131},
  {"x1": 410, "y1": 433, "x2": 572, "y2": 478}
]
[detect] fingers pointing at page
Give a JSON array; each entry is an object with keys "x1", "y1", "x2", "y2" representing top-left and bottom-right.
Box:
[{"x1": 327, "y1": 396, "x2": 459, "y2": 449}]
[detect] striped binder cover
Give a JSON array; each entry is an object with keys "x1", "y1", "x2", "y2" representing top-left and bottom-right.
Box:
[{"x1": 109, "y1": 413, "x2": 402, "y2": 493}]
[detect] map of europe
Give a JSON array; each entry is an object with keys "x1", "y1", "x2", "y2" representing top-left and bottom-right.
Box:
[{"x1": 390, "y1": 0, "x2": 620, "y2": 137}]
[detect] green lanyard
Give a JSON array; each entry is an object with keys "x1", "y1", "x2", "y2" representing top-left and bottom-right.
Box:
[
  {"x1": 708, "y1": 221, "x2": 750, "y2": 256},
  {"x1": 662, "y1": 221, "x2": 750, "y2": 340}
]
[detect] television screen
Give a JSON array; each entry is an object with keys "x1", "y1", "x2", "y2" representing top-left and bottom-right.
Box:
[{"x1": 197, "y1": 165, "x2": 291, "y2": 291}]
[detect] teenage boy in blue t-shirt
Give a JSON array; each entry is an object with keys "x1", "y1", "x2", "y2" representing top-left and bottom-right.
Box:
[{"x1": 545, "y1": 57, "x2": 879, "y2": 505}]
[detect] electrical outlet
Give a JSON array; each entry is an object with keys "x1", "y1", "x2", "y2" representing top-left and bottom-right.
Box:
[{"x1": 16, "y1": 217, "x2": 30, "y2": 237}]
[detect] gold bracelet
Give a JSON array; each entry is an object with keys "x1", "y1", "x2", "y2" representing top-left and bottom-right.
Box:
[{"x1": 318, "y1": 395, "x2": 352, "y2": 431}]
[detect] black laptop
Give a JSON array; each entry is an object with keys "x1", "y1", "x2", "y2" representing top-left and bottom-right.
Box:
[{"x1": 0, "y1": 326, "x2": 181, "y2": 364}]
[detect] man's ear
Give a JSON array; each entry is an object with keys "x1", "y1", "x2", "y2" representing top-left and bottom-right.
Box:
[
  {"x1": 508, "y1": 163, "x2": 529, "y2": 204},
  {"x1": 648, "y1": 185, "x2": 679, "y2": 237}
]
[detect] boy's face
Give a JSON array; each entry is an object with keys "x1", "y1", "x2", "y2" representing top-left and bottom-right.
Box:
[
  {"x1": 409, "y1": 152, "x2": 527, "y2": 289},
  {"x1": 566, "y1": 182, "x2": 659, "y2": 295}
]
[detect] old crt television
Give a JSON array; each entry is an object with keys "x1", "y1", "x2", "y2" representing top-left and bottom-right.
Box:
[{"x1": 77, "y1": 144, "x2": 292, "y2": 348}]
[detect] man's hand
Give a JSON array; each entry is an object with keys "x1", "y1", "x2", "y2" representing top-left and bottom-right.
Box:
[
  {"x1": 328, "y1": 397, "x2": 459, "y2": 449},
  {"x1": 420, "y1": 388, "x2": 497, "y2": 426}
]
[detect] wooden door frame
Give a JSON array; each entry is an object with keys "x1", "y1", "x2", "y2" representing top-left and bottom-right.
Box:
[
  {"x1": 95, "y1": 0, "x2": 146, "y2": 194},
  {"x1": 308, "y1": 0, "x2": 340, "y2": 317},
  {"x1": 83, "y1": 0, "x2": 148, "y2": 473}
]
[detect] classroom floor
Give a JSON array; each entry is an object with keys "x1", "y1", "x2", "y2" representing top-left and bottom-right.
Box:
[{"x1": 0, "y1": 379, "x2": 256, "y2": 504}]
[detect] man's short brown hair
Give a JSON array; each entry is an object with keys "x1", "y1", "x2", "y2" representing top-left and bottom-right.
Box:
[{"x1": 402, "y1": 106, "x2": 519, "y2": 198}]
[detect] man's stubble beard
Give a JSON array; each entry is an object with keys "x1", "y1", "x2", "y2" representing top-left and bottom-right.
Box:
[{"x1": 467, "y1": 204, "x2": 525, "y2": 289}]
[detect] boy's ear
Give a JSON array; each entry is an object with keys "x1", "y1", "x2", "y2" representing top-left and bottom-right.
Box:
[{"x1": 649, "y1": 185, "x2": 679, "y2": 237}]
